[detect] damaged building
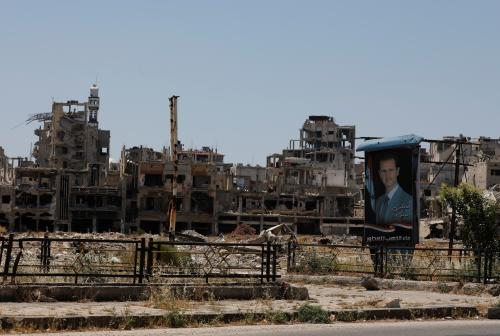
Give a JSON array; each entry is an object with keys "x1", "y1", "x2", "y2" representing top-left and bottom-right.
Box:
[
  {"x1": 218, "y1": 115, "x2": 360, "y2": 235},
  {"x1": 0, "y1": 87, "x2": 361, "y2": 235},
  {"x1": 422, "y1": 136, "x2": 500, "y2": 218},
  {"x1": 0, "y1": 85, "x2": 125, "y2": 233}
]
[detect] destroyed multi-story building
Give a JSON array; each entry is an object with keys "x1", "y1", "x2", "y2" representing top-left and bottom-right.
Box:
[
  {"x1": 0, "y1": 87, "x2": 362, "y2": 236},
  {"x1": 0, "y1": 85, "x2": 125, "y2": 233},
  {"x1": 422, "y1": 136, "x2": 500, "y2": 217},
  {"x1": 426, "y1": 136, "x2": 500, "y2": 193},
  {"x1": 221, "y1": 115, "x2": 360, "y2": 235}
]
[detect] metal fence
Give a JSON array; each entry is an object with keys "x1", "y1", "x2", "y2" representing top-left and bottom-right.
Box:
[
  {"x1": 287, "y1": 242, "x2": 499, "y2": 283},
  {"x1": 2, "y1": 234, "x2": 497, "y2": 285},
  {"x1": 0, "y1": 234, "x2": 279, "y2": 284}
]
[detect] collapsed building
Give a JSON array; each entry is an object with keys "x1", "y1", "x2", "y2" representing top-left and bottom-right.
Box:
[
  {"x1": 0, "y1": 87, "x2": 361, "y2": 235},
  {"x1": 422, "y1": 136, "x2": 500, "y2": 218},
  {"x1": 225, "y1": 115, "x2": 360, "y2": 235},
  {"x1": 0, "y1": 85, "x2": 122, "y2": 233}
]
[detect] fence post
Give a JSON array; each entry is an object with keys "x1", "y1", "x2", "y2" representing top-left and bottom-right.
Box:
[
  {"x1": 483, "y1": 250, "x2": 489, "y2": 284},
  {"x1": 380, "y1": 246, "x2": 385, "y2": 277},
  {"x1": 372, "y1": 246, "x2": 381, "y2": 277},
  {"x1": 476, "y1": 249, "x2": 482, "y2": 283},
  {"x1": 11, "y1": 240, "x2": 23, "y2": 284},
  {"x1": 272, "y1": 244, "x2": 277, "y2": 282},
  {"x1": 46, "y1": 235, "x2": 51, "y2": 273},
  {"x1": 41, "y1": 233, "x2": 49, "y2": 273},
  {"x1": 138, "y1": 238, "x2": 146, "y2": 284},
  {"x1": 266, "y1": 241, "x2": 271, "y2": 282},
  {"x1": 2, "y1": 234, "x2": 14, "y2": 281},
  {"x1": 146, "y1": 237, "x2": 154, "y2": 280},
  {"x1": 489, "y1": 251, "x2": 496, "y2": 282},
  {"x1": 132, "y1": 241, "x2": 138, "y2": 284},
  {"x1": 0, "y1": 237, "x2": 4, "y2": 273},
  {"x1": 260, "y1": 245, "x2": 264, "y2": 284},
  {"x1": 287, "y1": 241, "x2": 291, "y2": 272}
]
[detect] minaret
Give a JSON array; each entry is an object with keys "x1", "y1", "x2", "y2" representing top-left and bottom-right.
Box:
[{"x1": 88, "y1": 84, "x2": 100, "y2": 125}]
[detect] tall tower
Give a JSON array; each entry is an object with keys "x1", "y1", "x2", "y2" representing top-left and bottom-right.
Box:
[{"x1": 88, "y1": 84, "x2": 99, "y2": 125}]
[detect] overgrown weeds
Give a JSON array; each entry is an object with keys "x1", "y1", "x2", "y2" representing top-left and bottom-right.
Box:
[
  {"x1": 297, "y1": 303, "x2": 330, "y2": 323},
  {"x1": 164, "y1": 310, "x2": 187, "y2": 328},
  {"x1": 295, "y1": 252, "x2": 338, "y2": 274},
  {"x1": 148, "y1": 285, "x2": 190, "y2": 311},
  {"x1": 264, "y1": 310, "x2": 289, "y2": 324},
  {"x1": 157, "y1": 245, "x2": 192, "y2": 268}
]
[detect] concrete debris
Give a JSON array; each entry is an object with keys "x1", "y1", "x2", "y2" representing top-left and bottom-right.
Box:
[
  {"x1": 384, "y1": 298, "x2": 402, "y2": 308},
  {"x1": 487, "y1": 285, "x2": 500, "y2": 297},
  {"x1": 248, "y1": 224, "x2": 297, "y2": 245},
  {"x1": 318, "y1": 236, "x2": 332, "y2": 245},
  {"x1": 462, "y1": 283, "x2": 485, "y2": 296},
  {"x1": 178, "y1": 230, "x2": 208, "y2": 242},
  {"x1": 361, "y1": 276, "x2": 380, "y2": 291}
]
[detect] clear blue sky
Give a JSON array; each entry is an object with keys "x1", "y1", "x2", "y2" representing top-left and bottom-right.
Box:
[{"x1": 1, "y1": 1, "x2": 499, "y2": 165}]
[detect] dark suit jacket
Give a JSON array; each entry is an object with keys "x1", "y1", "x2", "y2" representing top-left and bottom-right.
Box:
[{"x1": 375, "y1": 185, "x2": 413, "y2": 225}]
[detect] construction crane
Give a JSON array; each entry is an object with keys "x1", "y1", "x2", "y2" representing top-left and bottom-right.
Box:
[
  {"x1": 168, "y1": 95, "x2": 180, "y2": 240},
  {"x1": 10, "y1": 112, "x2": 52, "y2": 130},
  {"x1": 25, "y1": 112, "x2": 52, "y2": 124}
]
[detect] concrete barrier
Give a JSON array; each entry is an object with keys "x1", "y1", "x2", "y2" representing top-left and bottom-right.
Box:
[
  {"x1": 0, "y1": 282, "x2": 309, "y2": 302},
  {"x1": 488, "y1": 307, "x2": 500, "y2": 319},
  {"x1": 0, "y1": 305, "x2": 479, "y2": 331}
]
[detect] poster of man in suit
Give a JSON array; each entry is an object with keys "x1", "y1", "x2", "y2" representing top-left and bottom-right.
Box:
[{"x1": 364, "y1": 147, "x2": 419, "y2": 245}]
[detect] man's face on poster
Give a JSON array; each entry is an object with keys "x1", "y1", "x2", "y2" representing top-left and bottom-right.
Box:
[{"x1": 379, "y1": 158, "x2": 399, "y2": 192}]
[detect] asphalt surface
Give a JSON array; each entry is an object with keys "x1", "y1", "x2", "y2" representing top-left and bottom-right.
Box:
[{"x1": 18, "y1": 320, "x2": 500, "y2": 336}]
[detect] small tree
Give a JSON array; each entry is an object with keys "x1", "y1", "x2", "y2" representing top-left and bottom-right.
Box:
[{"x1": 440, "y1": 183, "x2": 499, "y2": 251}]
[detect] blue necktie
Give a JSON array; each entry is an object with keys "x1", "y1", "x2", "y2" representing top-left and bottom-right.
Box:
[{"x1": 379, "y1": 195, "x2": 389, "y2": 224}]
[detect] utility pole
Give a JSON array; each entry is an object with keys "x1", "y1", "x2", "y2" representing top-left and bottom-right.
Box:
[
  {"x1": 168, "y1": 95, "x2": 179, "y2": 240},
  {"x1": 448, "y1": 141, "x2": 461, "y2": 255}
]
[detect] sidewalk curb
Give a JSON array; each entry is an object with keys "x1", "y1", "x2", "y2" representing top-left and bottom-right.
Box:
[
  {"x1": 0, "y1": 283, "x2": 309, "y2": 302},
  {"x1": 488, "y1": 308, "x2": 500, "y2": 319},
  {"x1": 283, "y1": 275, "x2": 463, "y2": 293},
  {"x1": 0, "y1": 306, "x2": 479, "y2": 330}
]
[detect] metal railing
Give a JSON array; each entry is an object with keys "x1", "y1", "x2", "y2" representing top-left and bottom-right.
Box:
[
  {"x1": 0, "y1": 234, "x2": 279, "y2": 284},
  {"x1": 287, "y1": 242, "x2": 499, "y2": 283}
]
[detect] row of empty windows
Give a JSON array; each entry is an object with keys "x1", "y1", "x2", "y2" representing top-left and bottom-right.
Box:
[{"x1": 491, "y1": 169, "x2": 500, "y2": 176}]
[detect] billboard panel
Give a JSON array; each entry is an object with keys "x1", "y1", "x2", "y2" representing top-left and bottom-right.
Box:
[{"x1": 364, "y1": 147, "x2": 419, "y2": 245}]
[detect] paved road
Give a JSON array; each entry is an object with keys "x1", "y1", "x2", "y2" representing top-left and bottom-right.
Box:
[{"x1": 19, "y1": 320, "x2": 500, "y2": 336}]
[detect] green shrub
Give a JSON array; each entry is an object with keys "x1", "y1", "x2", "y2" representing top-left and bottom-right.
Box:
[
  {"x1": 336, "y1": 311, "x2": 357, "y2": 322},
  {"x1": 244, "y1": 312, "x2": 257, "y2": 324},
  {"x1": 265, "y1": 310, "x2": 289, "y2": 324},
  {"x1": 295, "y1": 253, "x2": 338, "y2": 274},
  {"x1": 158, "y1": 245, "x2": 192, "y2": 267},
  {"x1": 165, "y1": 310, "x2": 186, "y2": 328},
  {"x1": 297, "y1": 303, "x2": 330, "y2": 323},
  {"x1": 440, "y1": 183, "x2": 499, "y2": 251}
]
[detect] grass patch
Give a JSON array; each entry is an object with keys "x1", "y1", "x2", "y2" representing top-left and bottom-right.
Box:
[
  {"x1": 437, "y1": 282, "x2": 453, "y2": 293},
  {"x1": 148, "y1": 286, "x2": 190, "y2": 311},
  {"x1": 336, "y1": 310, "x2": 357, "y2": 322},
  {"x1": 265, "y1": 310, "x2": 289, "y2": 324},
  {"x1": 243, "y1": 312, "x2": 257, "y2": 325},
  {"x1": 164, "y1": 310, "x2": 187, "y2": 328},
  {"x1": 295, "y1": 253, "x2": 339, "y2": 274},
  {"x1": 297, "y1": 303, "x2": 330, "y2": 323},
  {"x1": 157, "y1": 245, "x2": 192, "y2": 267}
]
